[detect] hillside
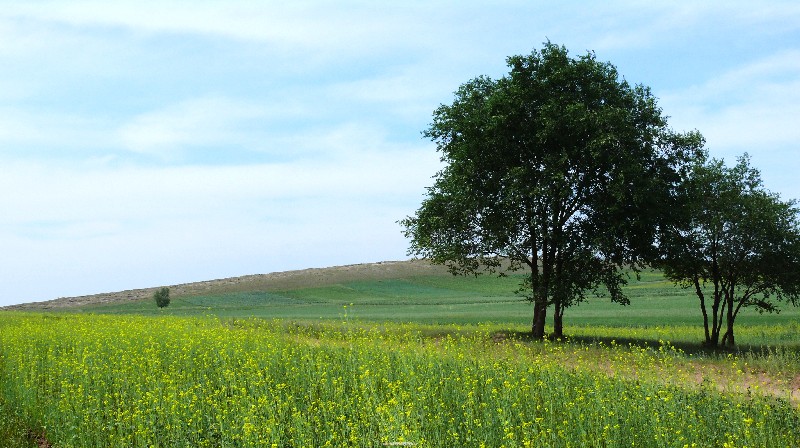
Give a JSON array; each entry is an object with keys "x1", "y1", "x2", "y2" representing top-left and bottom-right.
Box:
[
  {"x1": 1, "y1": 260, "x2": 451, "y2": 311},
  {"x1": 6, "y1": 260, "x2": 800, "y2": 329}
]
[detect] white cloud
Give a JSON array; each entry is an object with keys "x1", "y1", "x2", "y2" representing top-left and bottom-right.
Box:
[
  {"x1": 328, "y1": 66, "x2": 458, "y2": 124},
  {"x1": 118, "y1": 96, "x2": 267, "y2": 156},
  {"x1": 0, "y1": 128, "x2": 441, "y2": 304},
  {"x1": 657, "y1": 49, "x2": 800, "y2": 201},
  {"x1": 0, "y1": 107, "x2": 114, "y2": 150},
  {"x1": 2, "y1": 2, "x2": 437, "y2": 58},
  {"x1": 675, "y1": 50, "x2": 800, "y2": 102},
  {"x1": 660, "y1": 50, "x2": 800, "y2": 151},
  {"x1": 569, "y1": 2, "x2": 800, "y2": 54},
  {"x1": 0, "y1": 146, "x2": 436, "y2": 224}
]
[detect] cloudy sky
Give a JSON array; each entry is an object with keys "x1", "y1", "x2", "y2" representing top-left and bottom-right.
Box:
[{"x1": 1, "y1": 1, "x2": 798, "y2": 306}]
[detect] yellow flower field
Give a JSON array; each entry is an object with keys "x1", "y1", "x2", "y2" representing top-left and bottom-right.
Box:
[{"x1": 0, "y1": 313, "x2": 797, "y2": 447}]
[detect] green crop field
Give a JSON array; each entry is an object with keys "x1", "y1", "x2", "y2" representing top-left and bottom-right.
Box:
[
  {"x1": 1, "y1": 264, "x2": 799, "y2": 447},
  {"x1": 74, "y1": 268, "x2": 800, "y2": 329}
]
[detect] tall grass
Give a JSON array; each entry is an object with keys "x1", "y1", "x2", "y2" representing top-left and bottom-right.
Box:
[
  {"x1": 1, "y1": 313, "x2": 797, "y2": 447},
  {"x1": 0, "y1": 394, "x2": 34, "y2": 448}
]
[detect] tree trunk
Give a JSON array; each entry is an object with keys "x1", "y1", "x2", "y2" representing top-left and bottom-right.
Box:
[
  {"x1": 693, "y1": 276, "x2": 711, "y2": 344},
  {"x1": 707, "y1": 316, "x2": 722, "y2": 347},
  {"x1": 708, "y1": 285, "x2": 722, "y2": 347},
  {"x1": 721, "y1": 327, "x2": 735, "y2": 347},
  {"x1": 720, "y1": 285, "x2": 736, "y2": 347},
  {"x1": 532, "y1": 246, "x2": 550, "y2": 339},
  {"x1": 531, "y1": 300, "x2": 547, "y2": 339},
  {"x1": 552, "y1": 308, "x2": 563, "y2": 339},
  {"x1": 722, "y1": 291, "x2": 736, "y2": 347}
]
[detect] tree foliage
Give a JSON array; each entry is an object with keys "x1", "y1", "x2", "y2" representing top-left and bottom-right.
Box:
[
  {"x1": 153, "y1": 287, "x2": 171, "y2": 309},
  {"x1": 401, "y1": 42, "x2": 702, "y2": 338},
  {"x1": 659, "y1": 154, "x2": 800, "y2": 346}
]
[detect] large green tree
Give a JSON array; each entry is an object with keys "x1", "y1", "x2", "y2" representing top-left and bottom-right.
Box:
[
  {"x1": 401, "y1": 43, "x2": 702, "y2": 338},
  {"x1": 659, "y1": 154, "x2": 800, "y2": 347}
]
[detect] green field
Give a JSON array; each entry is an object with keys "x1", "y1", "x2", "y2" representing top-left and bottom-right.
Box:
[
  {"x1": 2, "y1": 264, "x2": 799, "y2": 447},
  {"x1": 76, "y1": 268, "x2": 800, "y2": 330}
]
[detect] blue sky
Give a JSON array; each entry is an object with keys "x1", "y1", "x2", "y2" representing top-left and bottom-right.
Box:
[{"x1": 1, "y1": 1, "x2": 799, "y2": 306}]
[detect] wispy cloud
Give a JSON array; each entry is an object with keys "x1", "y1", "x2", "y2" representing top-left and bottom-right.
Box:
[
  {"x1": 118, "y1": 96, "x2": 267, "y2": 157},
  {"x1": 597, "y1": 1, "x2": 800, "y2": 45},
  {"x1": 661, "y1": 49, "x2": 800, "y2": 151},
  {"x1": 0, "y1": 137, "x2": 439, "y2": 301},
  {"x1": 0, "y1": 107, "x2": 116, "y2": 153},
  {"x1": 3, "y1": 2, "x2": 440, "y2": 61},
  {"x1": 657, "y1": 48, "x2": 800, "y2": 201}
]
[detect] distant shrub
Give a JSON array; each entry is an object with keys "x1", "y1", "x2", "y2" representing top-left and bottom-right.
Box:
[{"x1": 153, "y1": 287, "x2": 170, "y2": 309}]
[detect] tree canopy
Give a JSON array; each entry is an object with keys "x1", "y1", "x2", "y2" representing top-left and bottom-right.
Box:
[
  {"x1": 658, "y1": 154, "x2": 800, "y2": 346},
  {"x1": 154, "y1": 287, "x2": 171, "y2": 309},
  {"x1": 402, "y1": 42, "x2": 703, "y2": 338}
]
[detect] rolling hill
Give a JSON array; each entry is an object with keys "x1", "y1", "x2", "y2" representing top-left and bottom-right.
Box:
[{"x1": 4, "y1": 259, "x2": 799, "y2": 329}]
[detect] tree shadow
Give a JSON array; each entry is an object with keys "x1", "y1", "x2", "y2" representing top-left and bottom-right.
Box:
[{"x1": 494, "y1": 330, "x2": 800, "y2": 359}]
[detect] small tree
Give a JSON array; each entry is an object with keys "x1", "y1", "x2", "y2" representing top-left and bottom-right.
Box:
[
  {"x1": 153, "y1": 287, "x2": 170, "y2": 309},
  {"x1": 659, "y1": 154, "x2": 800, "y2": 346}
]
